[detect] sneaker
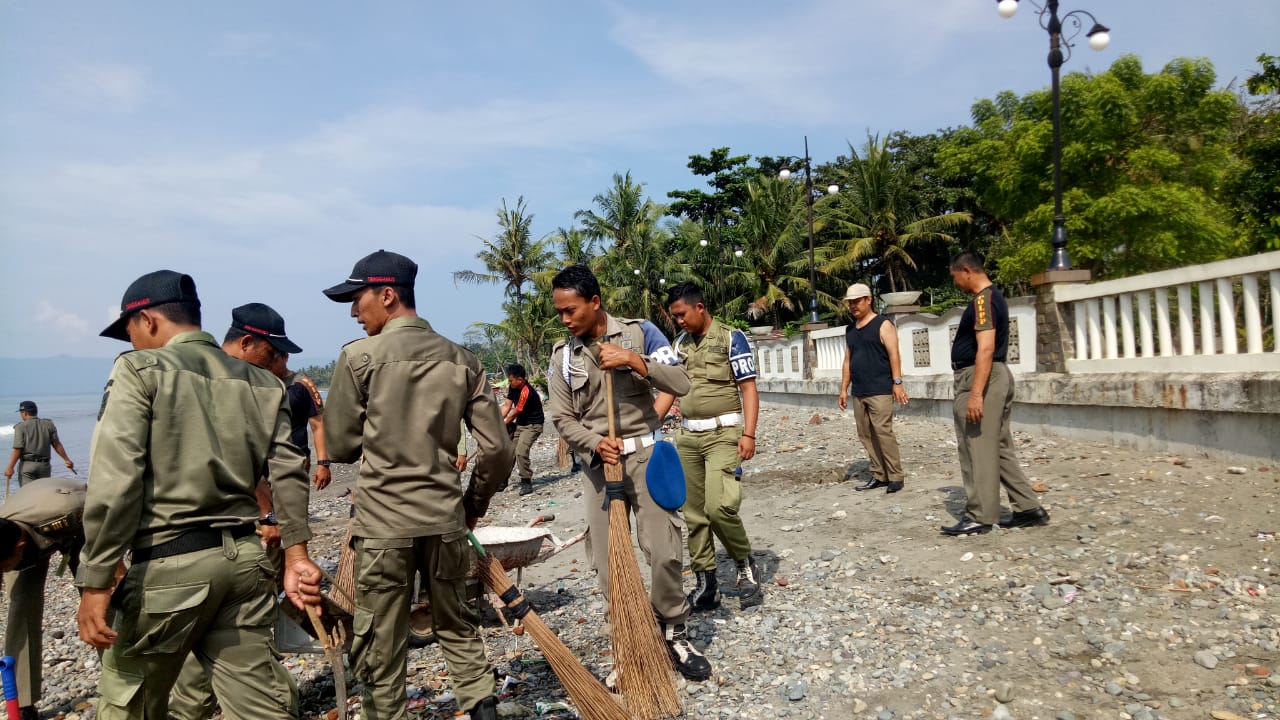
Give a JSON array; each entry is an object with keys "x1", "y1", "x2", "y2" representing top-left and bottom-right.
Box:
[
  {"x1": 519, "y1": 481, "x2": 534, "y2": 496},
  {"x1": 736, "y1": 557, "x2": 764, "y2": 609},
  {"x1": 998, "y1": 506, "x2": 1050, "y2": 529},
  {"x1": 686, "y1": 569, "x2": 721, "y2": 611},
  {"x1": 469, "y1": 696, "x2": 498, "y2": 720},
  {"x1": 854, "y1": 478, "x2": 889, "y2": 491},
  {"x1": 662, "y1": 622, "x2": 712, "y2": 681}
]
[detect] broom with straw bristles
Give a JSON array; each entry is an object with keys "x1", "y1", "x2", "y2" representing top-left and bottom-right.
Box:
[
  {"x1": 467, "y1": 532, "x2": 633, "y2": 720},
  {"x1": 602, "y1": 371, "x2": 682, "y2": 720}
]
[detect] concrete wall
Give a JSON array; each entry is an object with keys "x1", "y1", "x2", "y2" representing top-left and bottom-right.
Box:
[{"x1": 757, "y1": 372, "x2": 1280, "y2": 462}]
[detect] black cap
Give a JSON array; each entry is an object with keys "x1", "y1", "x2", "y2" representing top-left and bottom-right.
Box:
[
  {"x1": 100, "y1": 270, "x2": 201, "y2": 342},
  {"x1": 17, "y1": 400, "x2": 36, "y2": 414},
  {"x1": 322, "y1": 250, "x2": 418, "y2": 302},
  {"x1": 230, "y1": 303, "x2": 303, "y2": 355}
]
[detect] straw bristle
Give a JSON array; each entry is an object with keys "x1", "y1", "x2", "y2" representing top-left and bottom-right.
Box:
[
  {"x1": 607, "y1": 499, "x2": 683, "y2": 720},
  {"x1": 332, "y1": 524, "x2": 356, "y2": 614},
  {"x1": 478, "y1": 554, "x2": 634, "y2": 720}
]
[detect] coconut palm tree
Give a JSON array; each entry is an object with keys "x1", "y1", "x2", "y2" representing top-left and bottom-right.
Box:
[
  {"x1": 574, "y1": 172, "x2": 662, "y2": 253},
  {"x1": 822, "y1": 134, "x2": 971, "y2": 293},
  {"x1": 452, "y1": 196, "x2": 554, "y2": 303}
]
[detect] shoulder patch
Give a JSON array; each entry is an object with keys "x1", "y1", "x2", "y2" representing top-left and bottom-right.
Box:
[
  {"x1": 36, "y1": 513, "x2": 75, "y2": 535},
  {"x1": 123, "y1": 353, "x2": 159, "y2": 371},
  {"x1": 97, "y1": 378, "x2": 114, "y2": 420}
]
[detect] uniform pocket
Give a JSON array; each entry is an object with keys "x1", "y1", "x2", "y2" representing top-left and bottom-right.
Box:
[
  {"x1": 97, "y1": 666, "x2": 144, "y2": 709},
  {"x1": 119, "y1": 581, "x2": 210, "y2": 656},
  {"x1": 433, "y1": 532, "x2": 472, "y2": 581},
  {"x1": 349, "y1": 603, "x2": 377, "y2": 678}
]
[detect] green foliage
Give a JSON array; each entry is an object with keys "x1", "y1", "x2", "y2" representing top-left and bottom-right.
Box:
[
  {"x1": 295, "y1": 360, "x2": 336, "y2": 389},
  {"x1": 939, "y1": 54, "x2": 1248, "y2": 285},
  {"x1": 1224, "y1": 54, "x2": 1280, "y2": 251},
  {"x1": 452, "y1": 197, "x2": 554, "y2": 303}
]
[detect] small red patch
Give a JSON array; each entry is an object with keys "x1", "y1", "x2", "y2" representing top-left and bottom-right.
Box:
[
  {"x1": 243, "y1": 324, "x2": 269, "y2": 335},
  {"x1": 366, "y1": 275, "x2": 396, "y2": 283},
  {"x1": 124, "y1": 298, "x2": 151, "y2": 310}
]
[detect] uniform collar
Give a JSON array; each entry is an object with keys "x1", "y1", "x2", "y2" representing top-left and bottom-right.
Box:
[
  {"x1": 383, "y1": 316, "x2": 432, "y2": 333},
  {"x1": 165, "y1": 330, "x2": 219, "y2": 347},
  {"x1": 568, "y1": 313, "x2": 620, "y2": 353}
]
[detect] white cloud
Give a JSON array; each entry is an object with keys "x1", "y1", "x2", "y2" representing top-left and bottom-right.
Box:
[
  {"x1": 35, "y1": 301, "x2": 90, "y2": 338},
  {"x1": 55, "y1": 63, "x2": 149, "y2": 112}
]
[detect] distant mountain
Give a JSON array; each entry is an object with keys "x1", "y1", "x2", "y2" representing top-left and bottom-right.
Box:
[
  {"x1": 0, "y1": 354, "x2": 336, "y2": 396},
  {"x1": 0, "y1": 356, "x2": 117, "y2": 396}
]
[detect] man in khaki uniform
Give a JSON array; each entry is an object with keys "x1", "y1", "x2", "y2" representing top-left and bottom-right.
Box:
[
  {"x1": 168, "y1": 302, "x2": 308, "y2": 720},
  {"x1": 75, "y1": 270, "x2": 323, "y2": 720},
  {"x1": 1, "y1": 477, "x2": 87, "y2": 720},
  {"x1": 5, "y1": 401, "x2": 76, "y2": 487},
  {"x1": 547, "y1": 265, "x2": 712, "y2": 681},
  {"x1": 322, "y1": 250, "x2": 514, "y2": 720},
  {"x1": 655, "y1": 282, "x2": 764, "y2": 612}
]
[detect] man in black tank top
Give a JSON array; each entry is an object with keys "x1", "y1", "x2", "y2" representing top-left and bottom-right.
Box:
[
  {"x1": 837, "y1": 283, "x2": 910, "y2": 493},
  {"x1": 941, "y1": 252, "x2": 1049, "y2": 536}
]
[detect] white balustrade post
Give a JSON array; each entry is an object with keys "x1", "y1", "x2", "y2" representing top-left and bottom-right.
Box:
[
  {"x1": 1118, "y1": 293, "x2": 1136, "y2": 358},
  {"x1": 1272, "y1": 271, "x2": 1280, "y2": 353},
  {"x1": 1136, "y1": 291, "x2": 1154, "y2": 358},
  {"x1": 1073, "y1": 301, "x2": 1088, "y2": 360},
  {"x1": 1242, "y1": 274, "x2": 1262, "y2": 354},
  {"x1": 1197, "y1": 282, "x2": 1215, "y2": 356},
  {"x1": 1102, "y1": 295, "x2": 1118, "y2": 359},
  {"x1": 1178, "y1": 284, "x2": 1196, "y2": 356},
  {"x1": 1155, "y1": 290, "x2": 1173, "y2": 357},
  {"x1": 1086, "y1": 299, "x2": 1102, "y2": 360},
  {"x1": 1216, "y1": 278, "x2": 1238, "y2": 355}
]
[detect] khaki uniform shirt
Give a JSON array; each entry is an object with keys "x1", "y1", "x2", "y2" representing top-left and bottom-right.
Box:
[
  {"x1": 675, "y1": 320, "x2": 756, "y2": 419},
  {"x1": 548, "y1": 314, "x2": 690, "y2": 454},
  {"x1": 1, "y1": 477, "x2": 85, "y2": 566},
  {"x1": 325, "y1": 316, "x2": 514, "y2": 539},
  {"x1": 12, "y1": 417, "x2": 57, "y2": 459},
  {"x1": 76, "y1": 331, "x2": 310, "y2": 589}
]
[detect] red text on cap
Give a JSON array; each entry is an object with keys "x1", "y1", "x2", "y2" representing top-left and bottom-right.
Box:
[
  {"x1": 124, "y1": 298, "x2": 151, "y2": 310},
  {"x1": 366, "y1": 275, "x2": 396, "y2": 283}
]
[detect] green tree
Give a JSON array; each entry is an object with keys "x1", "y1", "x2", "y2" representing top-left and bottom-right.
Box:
[
  {"x1": 822, "y1": 133, "x2": 972, "y2": 293},
  {"x1": 1224, "y1": 54, "x2": 1280, "y2": 251},
  {"x1": 939, "y1": 54, "x2": 1245, "y2": 285},
  {"x1": 574, "y1": 172, "x2": 660, "y2": 253},
  {"x1": 733, "y1": 176, "x2": 832, "y2": 328},
  {"x1": 452, "y1": 196, "x2": 553, "y2": 303}
]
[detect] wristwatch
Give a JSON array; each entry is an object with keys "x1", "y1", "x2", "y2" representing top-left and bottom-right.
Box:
[
  {"x1": 317, "y1": 460, "x2": 331, "y2": 467},
  {"x1": 259, "y1": 512, "x2": 278, "y2": 526},
  {"x1": 893, "y1": 377, "x2": 903, "y2": 385}
]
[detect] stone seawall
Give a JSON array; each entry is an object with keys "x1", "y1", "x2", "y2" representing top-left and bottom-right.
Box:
[{"x1": 757, "y1": 372, "x2": 1280, "y2": 461}]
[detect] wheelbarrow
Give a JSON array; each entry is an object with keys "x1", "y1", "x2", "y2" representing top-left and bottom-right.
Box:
[{"x1": 407, "y1": 521, "x2": 587, "y2": 645}]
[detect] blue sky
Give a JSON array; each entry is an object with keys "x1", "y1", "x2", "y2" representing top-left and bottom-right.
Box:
[{"x1": 2, "y1": 0, "x2": 1276, "y2": 362}]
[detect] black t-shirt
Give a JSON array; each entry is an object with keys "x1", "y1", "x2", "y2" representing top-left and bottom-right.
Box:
[
  {"x1": 951, "y1": 285, "x2": 1009, "y2": 366},
  {"x1": 286, "y1": 382, "x2": 319, "y2": 450},
  {"x1": 844, "y1": 315, "x2": 893, "y2": 397},
  {"x1": 506, "y1": 383, "x2": 544, "y2": 426}
]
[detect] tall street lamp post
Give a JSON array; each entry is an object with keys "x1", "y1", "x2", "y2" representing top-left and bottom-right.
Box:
[
  {"x1": 997, "y1": 0, "x2": 1110, "y2": 272},
  {"x1": 779, "y1": 136, "x2": 839, "y2": 324}
]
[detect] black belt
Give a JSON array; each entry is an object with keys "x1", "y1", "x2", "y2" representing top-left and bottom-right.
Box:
[
  {"x1": 951, "y1": 359, "x2": 1006, "y2": 371},
  {"x1": 131, "y1": 523, "x2": 258, "y2": 563},
  {"x1": 20, "y1": 454, "x2": 50, "y2": 462}
]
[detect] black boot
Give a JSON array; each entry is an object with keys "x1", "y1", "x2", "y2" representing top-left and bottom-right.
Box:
[
  {"x1": 662, "y1": 622, "x2": 713, "y2": 681},
  {"x1": 19, "y1": 708, "x2": 38, "y2": 720},
  {"x1": 686, "y1": 569, "x2": 720, "y2": 611},
  {"x1": 469, "y1": 695, "x2": 498, "y2": 720},
  {"x1": 519, "y1": 480, "x2": 534, "y2": 496},
  {"x1": 736, "y1": 556, "x2": 764, "y2": 609}
]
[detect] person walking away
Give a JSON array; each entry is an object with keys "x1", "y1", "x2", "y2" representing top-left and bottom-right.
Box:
[
  {"x1": 940, "y1": 252, "x2": 1050, "y2": 536},
  {"x1": 5, "y1": 401, "x2": 75, "y2": 488},
  {"x1": 322, "y1": 250, "x2": 514, "y2": 720},
  {"x1": 75, "y1": 270, "x2": 322, "y2": 720},
  {"x1": 1, "y1": 477, "x2": 87, "y2": 720},
  {"x1": 654, "y1": 281, "x2": 765, "y2": 612},
  {"x1": 837, "y1": 283, "x2": 910, "y2": 494},
  {"x1": 546, "y1": 264, "x2": 712, "y2": 681},
  {"x1": 499, "y1": 363, "x2": 544, "y2": 496}
]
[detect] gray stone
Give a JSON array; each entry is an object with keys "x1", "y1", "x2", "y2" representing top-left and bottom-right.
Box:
[
  {"x1": 877, "y1": 711, "x2": 895, "y2": 720},
  {"x1": 1193, "y1": 650, "x2": 1219, "y2": 669},
  {"x1": 994, "y1": 681, "x2": 1014, "y2": 703},
  {"x1": 1105, "y1": 682, "x2": 1124, "y2": 695}
]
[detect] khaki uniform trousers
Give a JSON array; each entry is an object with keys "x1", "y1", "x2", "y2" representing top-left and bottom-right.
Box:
[
  {"x1": 513, "y1": 424, "x2": 544, "y2": 481},
  {"x1": 17, "y1": 460, "x2": 51, "y2": 487},
  {"x1": 350, "y1": 534, "x2": 492, "y2": 720},
  {"x1": 94, "y1": 534, "x2": 298, "y2": 720},
  {"x1": 3, "y1": 555, "x2": 51, "y2": 706},
  {"x1": 167, "y1": 545, "x2": 286, "y2": 720},
  {"x1": 953, "y1": 363, "x2": 1041, "y2": 525},
  {"x1": 851, "y1": 395, "x2": 905, "y2": 483},
  {"x1": 675, "y1": 426, "x2": 752, "y2": 571},
  {"x1": 580, "y1": 444, "x2": 689, "y2": 624}
]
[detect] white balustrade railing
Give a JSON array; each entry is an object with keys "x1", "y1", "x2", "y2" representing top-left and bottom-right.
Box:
[
  {"x1": 1053, "y1": 251, "x2": 1280, "y2": 373},
  {"x1": 749, "y1": 333, "x2": 807, "y2": 381}
]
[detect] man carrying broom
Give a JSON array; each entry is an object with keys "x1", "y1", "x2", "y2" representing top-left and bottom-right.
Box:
[
  {"x1": 547, "y1": 264, "x2": 713, "y2": 683},
  {"x1": 322, "y1": 250, "x2": 515, "y2": 720}
]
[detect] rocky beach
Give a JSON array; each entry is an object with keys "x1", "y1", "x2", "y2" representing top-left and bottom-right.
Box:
[{"x1": 8, "y1": 403, "x2": 1278, "y2": 720}]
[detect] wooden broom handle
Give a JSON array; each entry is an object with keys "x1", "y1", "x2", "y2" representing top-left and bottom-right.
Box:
[{"x1": 604, "y1": 370, "x2": 618, "y2": 441}]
